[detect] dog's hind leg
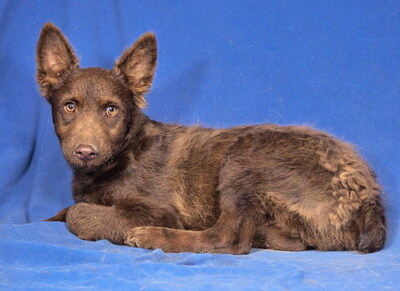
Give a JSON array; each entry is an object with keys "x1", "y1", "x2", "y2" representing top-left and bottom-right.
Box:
[
  {"x1": 125, "y1": 168, "x2": 263, "y2": 254},
  {"x1": 253, "y1": 224, "x2": 307, "y2": 251},
  {"x1": 66, "y1": 199, "x2": 183, "y2": 245},
  {"x1": 125, "y1": 208, "x2": 257, "y2": 254}
]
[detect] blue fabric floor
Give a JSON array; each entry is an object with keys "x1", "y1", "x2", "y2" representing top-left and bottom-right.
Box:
[{"x1": 0, "y1": 1, "x2": 399, "y2": 290}]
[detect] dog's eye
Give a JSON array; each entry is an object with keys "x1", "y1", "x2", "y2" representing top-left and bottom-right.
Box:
[
  {"x1": 64, "y1": 102, "x2": 76, "y2": 113},
  {"x1": 106, "y1": 106, "x2": 118, "y2": 116}
]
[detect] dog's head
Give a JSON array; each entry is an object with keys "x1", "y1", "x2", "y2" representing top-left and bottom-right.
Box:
[{"x1": 36, "y1": 23, "x2": 156, "y2": 170}]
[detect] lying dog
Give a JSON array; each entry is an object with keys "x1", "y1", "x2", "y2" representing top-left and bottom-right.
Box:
[{"x1": 36, "y1": 23, "x2": 386, "y2": 254}]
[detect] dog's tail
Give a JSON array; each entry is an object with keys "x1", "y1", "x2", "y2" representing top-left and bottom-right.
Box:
[
  {"x1": 356, "y1": 198, "x2": 386, "y2": 253},
  {"x1": 43, "y1": 206, "x2": 70, "y2": 222}
]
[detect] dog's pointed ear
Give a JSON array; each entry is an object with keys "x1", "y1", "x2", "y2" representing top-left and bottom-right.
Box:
[
  {"x1": 36, "y1": 23, "x2": 79, "y2": 100},
  {"x1": 113, "y1": 33, "x2": 157, "y2": 108}
]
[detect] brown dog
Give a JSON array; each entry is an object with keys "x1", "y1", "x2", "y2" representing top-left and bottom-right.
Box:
[{"x1": 36, "y1": 23, "x2": 386, "y2": 254}]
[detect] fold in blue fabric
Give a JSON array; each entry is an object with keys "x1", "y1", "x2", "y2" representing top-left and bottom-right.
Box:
[
  {"x1": 1, "y1": 222, "x2": 399, "y2": 290},
  {"x1": 0, "y1": 1, "x2": 399, "y2": 290}
]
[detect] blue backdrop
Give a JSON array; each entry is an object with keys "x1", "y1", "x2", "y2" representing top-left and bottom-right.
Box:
[{"x1": 0, "y1": 1, "x2": 399, "y2": 289}]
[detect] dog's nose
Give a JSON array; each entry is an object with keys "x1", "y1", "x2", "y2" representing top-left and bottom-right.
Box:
[{"x1": 75, "y1": 144, "x2": 98, "y2": 162}]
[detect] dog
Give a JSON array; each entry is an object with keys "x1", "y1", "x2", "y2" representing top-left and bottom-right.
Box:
[{"x1": 36, "y1": 22, "x2": 386, "y2": 254}]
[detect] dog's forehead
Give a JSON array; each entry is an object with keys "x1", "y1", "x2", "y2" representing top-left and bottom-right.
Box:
[{"x1": 68, "y1": 68, "x2": 121, "y2": 100}]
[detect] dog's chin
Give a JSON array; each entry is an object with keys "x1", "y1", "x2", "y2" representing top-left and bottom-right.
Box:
[{"x1": 66, "y1": 156, "x2": 111, "y2": 171}]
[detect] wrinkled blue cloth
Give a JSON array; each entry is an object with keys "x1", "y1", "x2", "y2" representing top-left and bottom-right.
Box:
[
  {"x1": 1, "y1": 222, "x2": 399, "y2": 290},
  {"x1": 0, "y1": 1, "x2": 399, "y2": 290}
]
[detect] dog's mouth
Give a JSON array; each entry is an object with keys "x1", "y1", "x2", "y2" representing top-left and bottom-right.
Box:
[{"x1": 67, "y1": 155, "x2": 112, "y2": 171}]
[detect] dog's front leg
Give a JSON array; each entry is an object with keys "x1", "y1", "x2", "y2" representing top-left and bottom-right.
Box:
[
  {"x1": 66, "y1": 201, "x2": 182, "y2": 245},
  {"x1": 66, "y1": 202, "x2": 130, "y2": 244}
]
